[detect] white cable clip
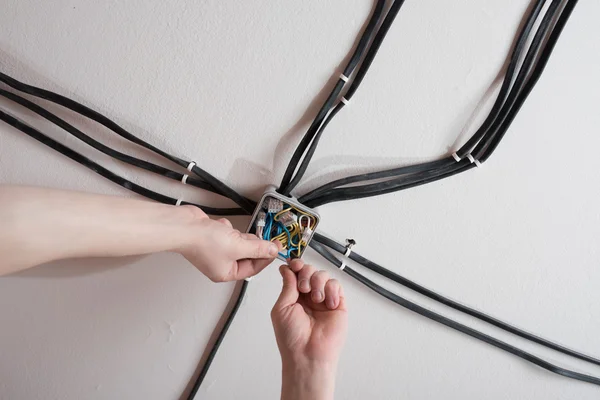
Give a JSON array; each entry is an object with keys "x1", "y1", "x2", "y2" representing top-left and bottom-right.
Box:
[
  {"x1": 186, "y1": 161, "x2": 196, "y2": 171},
  {"x1": 339, "y1": 262, "x2": 346, "y2": 271},
  {"x1": 245, "y1": 276, "x2": 253, "y2": 282},
  {"x1": 339, "y1": 73, "x2": 349, "y2": 83},
  {"x1": 340, "y1": 97, "x2": 350, "y2": 106},
  {"x1": 344, "y1": 238, "x2": 356, "y2": 257},
  {"x1": 181, "y1": 174, "x2": 189, "y2": 184},
  {"x1": 452, "y1": 152, "x2": 461, "y2": 162},
  {"x1": 466, "y1": 154, "x2": 481, "y2": 168},
  {"x1": 175, "y1": 199, "x2": 183, "y2": 206}
]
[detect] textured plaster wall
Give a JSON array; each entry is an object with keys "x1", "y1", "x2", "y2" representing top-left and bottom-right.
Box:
[{"x1": 0, "y1": 1, "x2": 599, "y2": 399}]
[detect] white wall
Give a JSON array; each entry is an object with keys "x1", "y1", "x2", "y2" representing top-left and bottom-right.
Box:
[{"x1": 1, "y1": 1, "x2": 599, "y2": 399}]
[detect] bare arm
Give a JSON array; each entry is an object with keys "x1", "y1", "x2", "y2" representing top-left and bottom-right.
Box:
[
  {"x1": 0, "y1": 186, "x2": 279, "y2": 278},
  {"x1": 272, "y1": 260, "x2": 348, "y2": 400}
]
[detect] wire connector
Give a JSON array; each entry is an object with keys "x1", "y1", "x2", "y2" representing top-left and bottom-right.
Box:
[
  {"x1": 278, "y1": 210, "x2": 297, "y2": 227},
  {"x1": 301, "y1": 227, "x2": 314, "y2": 244},
  {"x1": 256, "y1": 211, "x2": 267, "y2": 227},
  {"x1": 266, "y1": 198, "x2": 284, "y2": 213}
]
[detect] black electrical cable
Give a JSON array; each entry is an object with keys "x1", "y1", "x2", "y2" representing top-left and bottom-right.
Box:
[
  {"x1": 278, "y1": 0, "x2": 387, "y2": 195},
  {"x1": 296, "y1": 0, "x2": 571, "y2": 206},
  {"x1": 0, "y1": 108, "x2": 247, "y2": 216},
  {"x1": 477, "y1": 0, "x2": 578, "y2": 162},
  {"x1": 0, "y1": 88, "x2": 229, "y2": 197},
  {"x1": 298, "y1": 157, "x2": 454, "y2": 204},
  {"x1": 0, "y1": 72, "x2": 185, "y2": 166},
  {"x1": 0, "y1": 71, "x2": 254, "y2": 213},
  {"x1": 281, "y1": 0, "x2": 410, "y2": 196},
  {"x1": 304, "y1": 159, "x2": 474, "y2": 207},
  {"x1": 467, "y1": 0, "x2": 563, "y2": 159},
  {"x1": 309, "y1": 240, "x2": 600, "y2": 387},
  {"x1": 313, "y1": 232, "x2": 600, "y2": 367},
  {"x1": 455, "y1": 0, "x2": 547, "y2": 159},
  {"x1": 300, "y1": 0, "x2": 568, "y2": 207},
  {"x1": 186, "y1": 280, "x2": 249, "y2": 400},
  {"x1": 284, "y1": 103, "x2": 344, "y2": 192}
]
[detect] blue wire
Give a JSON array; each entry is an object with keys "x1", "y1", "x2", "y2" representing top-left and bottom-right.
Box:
[
  {"x1": 264, "y1": 213, "x2": 273, "y2": 241},
  {"x1": 287, "y1": 247, "x2": 298, "y2": 258}
]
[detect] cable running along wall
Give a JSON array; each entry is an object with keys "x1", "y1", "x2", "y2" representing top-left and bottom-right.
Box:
[{"x1": 1, "y1": 0, "x2": 597, "y2": 398}]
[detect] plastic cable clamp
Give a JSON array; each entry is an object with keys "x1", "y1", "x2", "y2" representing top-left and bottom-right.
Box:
[
  {"x1": 341, "y1": 97, "x2": 350, "y2": 106},
  {"x1": 466, "y1": 154, "x2": 481, "y2": 167},
  {"x1": 245, "y1": 277, "x2": 253, "y2": 282},
  {"x1": 339, "y1": 73, "x2": 349, "y2": 83},
  {"x1": 181, "y1": 174, "x2": 189, "y2": 184},
  {"x1": 452, "y1": 152, "x2": 461, "y2": 162},
  {"x1": 176, "y1": 199, "x2": 183, "y2": 206},
  {"x1": 344, "y1": 239, "x2": 356, "y2": 257},
  {"x1": 339, "y1": 262, "x2": 346, "y2": 271},
  {"x1": 186, "y1": 161, "x2": 196, "y2": 171}
]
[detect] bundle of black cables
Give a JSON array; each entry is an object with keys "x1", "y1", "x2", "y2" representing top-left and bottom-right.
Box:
[
  {"x1": 281, "y1": 0, "x2": 577, "y2": 210},
  {"x1": 1, "y1": 0, "x2": 598, "y2": 398}
]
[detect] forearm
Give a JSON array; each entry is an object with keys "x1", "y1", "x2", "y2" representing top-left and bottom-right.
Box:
[
  {"x1": 281, "y1": 360, "x2": 337, "y2": 400},
  {"x1": 0, "y1": 186, "x2": 197, "y2": 275}
]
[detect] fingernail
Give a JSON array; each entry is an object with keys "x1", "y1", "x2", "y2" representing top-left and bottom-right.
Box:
[
  {"x1": 313, "y1": 291, "x2": 324, "y2": 302},
  {"x1": 269, "y1": 244, "x2": 279, "y2": 257},
  {"x1": 299, "y1": 279, "x2": 310, "y2": 292},
  {"x1": 326, "y1": 297, "x2": 336, "y2": 309}
]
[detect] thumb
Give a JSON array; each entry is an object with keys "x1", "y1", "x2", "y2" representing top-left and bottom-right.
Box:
[
  {"x1": 273, "y1": 265, "x2": 299, "y2": 312},
  {"x1": 234, "y1": 236, "x2": 279, "y2": 260}
]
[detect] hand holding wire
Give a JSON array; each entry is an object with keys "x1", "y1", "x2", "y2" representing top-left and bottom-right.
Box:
[{"x1": 178, "y1": 208, "x2": 281, "y2": 282}]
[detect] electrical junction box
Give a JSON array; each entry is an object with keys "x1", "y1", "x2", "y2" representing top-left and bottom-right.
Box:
[{"x1": 247, "y1": 186, "x2": 320, "y2": 261}]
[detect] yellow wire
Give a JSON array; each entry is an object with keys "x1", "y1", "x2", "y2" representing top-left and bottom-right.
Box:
[
  {"x1": 273, "y1": 208, "x2": 291, "y2": 221},
  {"x1": 274, "y1": 206, "x2": 315, "y2": 228},
  {"x1": 269, "y1": 205, "x2": 316, "y2": 257}
]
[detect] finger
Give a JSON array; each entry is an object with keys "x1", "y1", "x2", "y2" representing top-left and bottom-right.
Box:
[
  {"x1": 241, "y1": 233, "x2": 260, "y2": 241},
  {"x1": 234, "y1": 236, "x2": 279, "y2": 260},
  {"x1": 297, "y1": 264, "x2": 316, "y2": 294},
  {"x1": 233, "y1": 258, "x2": 271, "y2": 280},
  {"x1": 324, "y1": 279, "x2": 341, "y2": 310},
  {"x1": 217, "y1": 218, "x2": 233, "y2": 228},
  {"x1": 233, "y1": 240, "x2": 283, "y2": 280},
  {"x1": 273, "y1": 265, "x2": 299, "y2": 311},
  {"x1": 309, "y1": 270, "x2": 330, "y2": 304},
  {"x1": 288, "y1": 258, "x2": 304, "y2": 273}
]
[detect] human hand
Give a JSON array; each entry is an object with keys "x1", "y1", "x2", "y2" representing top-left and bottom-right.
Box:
[
  {"x1": 271, "y1": 259, "x2": 348, "y2": 400},
  {"x1": 178, "y1": 206, "x2": 281, "y2": 282}
]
